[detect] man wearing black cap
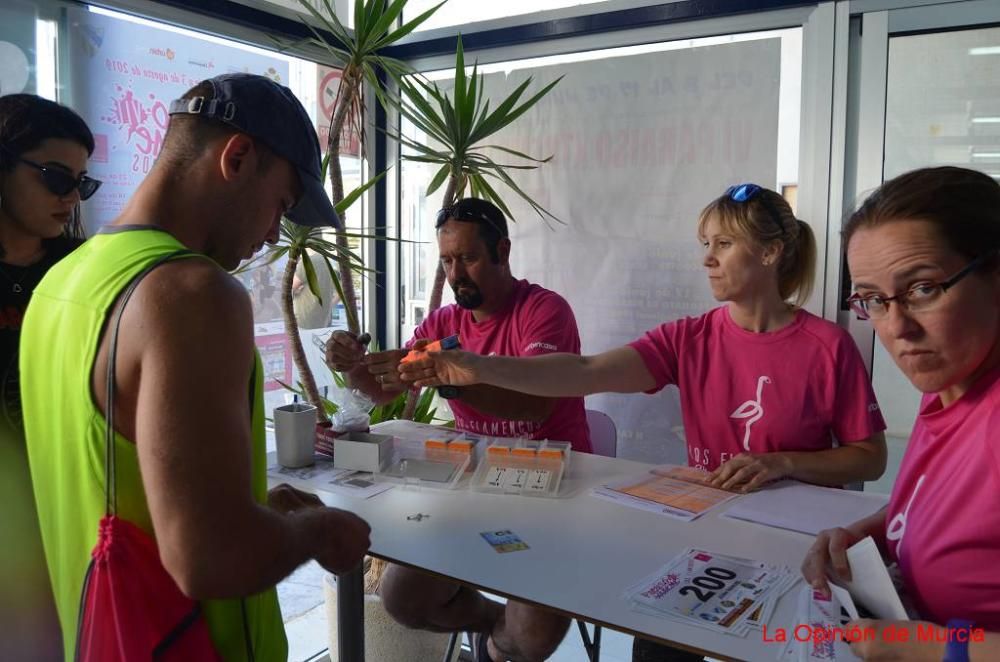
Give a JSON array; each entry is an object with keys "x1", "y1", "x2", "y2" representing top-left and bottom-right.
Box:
[{"x1": 21, "y1": 73, "x2": 370, "y2": 660}]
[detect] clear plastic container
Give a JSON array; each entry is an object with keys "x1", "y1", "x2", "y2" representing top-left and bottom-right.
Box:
[
  {"x1": 376, "y1": 437, "x2": 474, "y2": 490},
  {"x1": 471, "y1": 438, "x2": 572, "y2": 498}
]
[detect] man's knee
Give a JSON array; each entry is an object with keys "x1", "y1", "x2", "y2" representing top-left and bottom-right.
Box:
[
  {"x1": 498, "y1": 601, "x2": 571, "y2": 660},
  {"x1": 378, "y1": 563, "x2": 459, "y2": 629}
]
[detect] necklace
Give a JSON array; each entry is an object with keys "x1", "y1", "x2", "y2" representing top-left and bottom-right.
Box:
[{"x1": 0, "y1": 262, "x2": 34, "y2": 294}]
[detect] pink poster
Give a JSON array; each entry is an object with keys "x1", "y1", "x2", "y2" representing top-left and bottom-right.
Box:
[{"x1": 68, "y1": 7, "x2": 290, "y2": 232}]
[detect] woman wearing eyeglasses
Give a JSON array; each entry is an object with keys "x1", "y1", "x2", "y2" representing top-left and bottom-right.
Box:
[
  {"x1": 0, "y1": 93, "x2": 99, "y2": 660},
  {"x1": 801, "y1": 167, "x2": 1000, "y2": 661}
]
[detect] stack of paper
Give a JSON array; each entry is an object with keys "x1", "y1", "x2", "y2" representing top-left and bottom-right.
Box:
[
  {"x1": 776, "y1": 536, "x2": 912, "y2": 661},
  {"x1": 266, "y1": 453, "x2": 394, "y2": 499},
  {"x1": 623, "y1": 548, "x2": 799, "y2": 637},
  {"x1": 593, "y1": 465, "x2": 739, "y2": 521},
  {"x1": 778, "y1": 584, "x2": 862, "y2": 661}
]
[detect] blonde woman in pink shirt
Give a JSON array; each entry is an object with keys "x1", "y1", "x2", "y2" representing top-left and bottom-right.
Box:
[{"x1": 801, "y1": 167, "x2": 1000, "y2": 661}]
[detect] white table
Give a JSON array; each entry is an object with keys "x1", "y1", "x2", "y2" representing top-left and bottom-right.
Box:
[{"x1": 270, "y1": 429, "x2": 818, "y2": 662}]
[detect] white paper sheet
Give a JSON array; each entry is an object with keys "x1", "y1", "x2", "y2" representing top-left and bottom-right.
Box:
[
  {"x1": 267, "y1": 452, "x2": 394, "y2": 500},
  {"x1": 843, "y1": 537, "x2": 908, "y2": 620},
  {"x1": 722, "y1": 481, "x2": 889, "y2": 535}
]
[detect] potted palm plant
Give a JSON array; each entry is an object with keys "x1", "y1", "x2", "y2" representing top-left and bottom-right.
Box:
[
  {"x1": 392, "y1": 36, "x2": 563, "y2": 416},
  {"x1": 245, "y1": 0, "x2": 445, "y2": 421}
]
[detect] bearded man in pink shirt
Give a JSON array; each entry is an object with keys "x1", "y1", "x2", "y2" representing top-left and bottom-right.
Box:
[{"x1": 326, "y1": 197, "x2": 589, "y2": 662}]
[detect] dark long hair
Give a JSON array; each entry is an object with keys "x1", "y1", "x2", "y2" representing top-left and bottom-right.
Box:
[{"x1": 0, "y1": 94, "x2": 95, "y2": 253}]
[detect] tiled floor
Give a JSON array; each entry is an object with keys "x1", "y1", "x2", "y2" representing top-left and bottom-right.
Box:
[{"x1": 278, "y1": 561, "x2": 329, "y2": 661}]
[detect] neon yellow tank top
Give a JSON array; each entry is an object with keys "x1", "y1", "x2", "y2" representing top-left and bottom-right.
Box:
[{"x1": 21, "y1": 227, "x2": 286, "y2": 661}]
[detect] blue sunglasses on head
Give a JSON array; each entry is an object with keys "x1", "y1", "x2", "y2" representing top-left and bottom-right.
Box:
[
  {"x1": 724, "y1": 183, "x2": 785, "y2": 235},
  {"x1": 726, "y1": 183, "x2": 762, "y2": 202}
]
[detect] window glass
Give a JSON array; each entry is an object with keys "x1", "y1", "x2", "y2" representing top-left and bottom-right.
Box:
[
  {"x1": 405, "y1": 0, "x2": 616, "y2": 32},
  {"x1": 870, "y1": 25, "x2": 1000, "y2": 471},
  {"x1": 3, "y1": 3, "x2": 357, "y2": 657}
]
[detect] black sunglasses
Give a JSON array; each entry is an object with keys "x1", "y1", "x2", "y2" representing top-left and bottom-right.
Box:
[{"x1": 4, "y1": 149, "x2": 102, "y2": 201}]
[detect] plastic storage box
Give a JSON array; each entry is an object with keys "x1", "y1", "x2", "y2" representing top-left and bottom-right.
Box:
[
  {"x1": 471, "y1": 439, "x2": 572, "y2": 497},
  {"x1": 376, "y1": 436, "x2": 477, "y2": 489},
  {"x1": 333, "y1": 432, "x2": 394, "y2": 472}
]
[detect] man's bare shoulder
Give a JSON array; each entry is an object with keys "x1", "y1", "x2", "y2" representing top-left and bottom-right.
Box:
[{"x1": 131, "y1": 258, "x2": 252, "y2": 328}]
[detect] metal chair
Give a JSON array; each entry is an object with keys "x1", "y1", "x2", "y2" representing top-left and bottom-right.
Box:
[{"x1": 575, "y1": 409, "x2": 617, "y2": 661}]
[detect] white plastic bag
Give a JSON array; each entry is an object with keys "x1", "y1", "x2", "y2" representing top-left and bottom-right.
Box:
[{"x1": 329, "y1": 386, "x2": 374, "y2": 434}]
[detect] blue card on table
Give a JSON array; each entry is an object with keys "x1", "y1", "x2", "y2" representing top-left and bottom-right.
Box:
[{"x1": 480, "y1": 530, "x2": 529, "y2": 553}]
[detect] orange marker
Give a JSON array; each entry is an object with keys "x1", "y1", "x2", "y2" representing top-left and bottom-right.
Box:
[{"x1": 401, "y1": 334, "x2": 461, "y2": 364}]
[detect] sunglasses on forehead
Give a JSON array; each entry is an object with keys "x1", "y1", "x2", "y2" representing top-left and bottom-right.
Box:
[
  {"x1": 724, "y1": 183, "x2": 786, "y2": 236},
  {"x1": 435, "y1": 204, "x2": 506, "y2": 236},
  {"x1": 2, "y1": 147, "x2": 102, "y2": 201}
]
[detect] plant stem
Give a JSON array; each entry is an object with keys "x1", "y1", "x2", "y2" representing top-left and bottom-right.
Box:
[
  {"x1": 327, "y1": 64, "x2": 364, "y2": 335},
  {"x1": 282, "y1": 249, "x2": 330, "y2": 424}
]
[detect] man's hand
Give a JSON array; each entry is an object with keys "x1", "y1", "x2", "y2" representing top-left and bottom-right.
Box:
[
  {"x1": 325, "y1": 331, "x2": 369, "y2": 373},
  {"x1": 397, "y1": 348, "x2": 481, "y2": 388},
  {"x1": 847, "y1": 620, "x2": 945, "y2": 661},
  {"x1": 707, "y1": 452, "x2": 792, "y2": 492},
  {"x1": 362, "y1": 348, "x2": 411, "y2": 391},
  {"x1": 801, "y1": 526, "x2": 864, "y2": 596},
  {"x1": 267, "y1": 483, "x2": 323, "y2": 515},
  {"x1": 305, "y1": 508, "x2": 372, "y2": 575}
]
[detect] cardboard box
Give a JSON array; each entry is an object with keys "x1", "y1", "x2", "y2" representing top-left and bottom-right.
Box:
[{"x1": 334, "y1": 432, "x2": 393, "y2": 472}]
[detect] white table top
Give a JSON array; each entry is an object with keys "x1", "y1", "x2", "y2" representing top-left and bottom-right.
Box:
[{"x1": 270, "y1": 432, "x2": 814, "y2": 662}]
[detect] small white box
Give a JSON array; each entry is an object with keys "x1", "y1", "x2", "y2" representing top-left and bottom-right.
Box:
[{"x1": 333, "y1": 432, "x2": 393, "y2": 472}]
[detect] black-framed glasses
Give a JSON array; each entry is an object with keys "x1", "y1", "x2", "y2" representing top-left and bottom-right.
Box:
[
  {"x1": 4, "y1": 149, "x2": 102, "y2": 200},
  {"x1": 724, "y1": 183, "x2": 786, "y2": 236},
  {"x1": 846, "y1": 251, "x2": 996, "y2": 320},
  {"x1": 435, "y1": 203, "x2": 506, "y2": 237}
]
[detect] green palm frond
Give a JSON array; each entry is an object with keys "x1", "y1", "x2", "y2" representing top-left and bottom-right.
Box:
[
  {"x1": 389, "y1": 36, "x2": 563, "y2": 225},
  {"x1": 291, "y1": 0, "x2": 445, "y2": 114}
]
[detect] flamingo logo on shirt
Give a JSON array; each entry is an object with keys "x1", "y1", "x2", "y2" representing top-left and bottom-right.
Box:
[
  {"x1": 730, "y1": 375, "x2": 771, "y2": 451},
  {"x1": 887, "y1": 474, "x2": 925, "y2": 557}
]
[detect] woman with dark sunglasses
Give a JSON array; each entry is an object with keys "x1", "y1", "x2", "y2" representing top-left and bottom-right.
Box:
[{"x1": 0, "y1": 93, "x2": 97, "y2": 660}]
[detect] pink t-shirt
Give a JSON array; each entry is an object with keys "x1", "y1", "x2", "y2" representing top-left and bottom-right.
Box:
[
  {"x1": 885, "y1": 362, "x2": 1000, "y2": 629},
  {"x1": 628, "y1": 307, "x2": 885, "y2": 472},
  {"x1": 411, "y1": 279, "x2": 591, "y2": 453}
]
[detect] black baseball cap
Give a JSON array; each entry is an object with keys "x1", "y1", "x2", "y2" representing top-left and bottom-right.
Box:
[{"x1": 168, "y1": 73, "x2": 337, "y2": 228}]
